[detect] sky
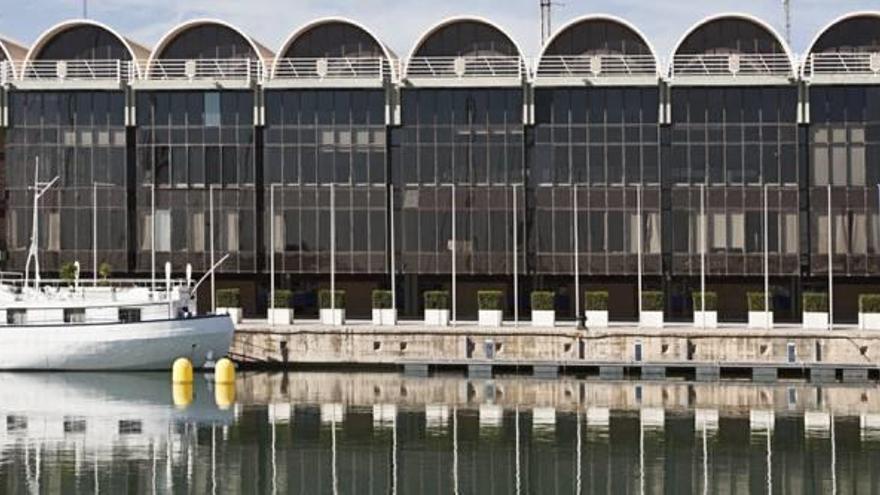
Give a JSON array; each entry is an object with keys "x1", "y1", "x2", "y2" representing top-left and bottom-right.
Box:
[{"x1": 0, "y1": 0, "x2": 876, "y2": 62}]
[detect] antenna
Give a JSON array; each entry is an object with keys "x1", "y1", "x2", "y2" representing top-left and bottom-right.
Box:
[
  {"x1": 83, "y1": 0, "x2": 88, "y2": 18},
  {"x1": 540, "y1": 0, "x2": 564, "y2": 45},
  {"x1": 782, "y1": 0, "x2": 792, "y2": 46}
]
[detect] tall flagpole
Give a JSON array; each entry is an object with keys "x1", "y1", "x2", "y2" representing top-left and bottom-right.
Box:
[
  {"x1": 209, "y1": 185, "x2": 215, "y2": 312},
  {"x1": 573, "y1": 186, "x2": 580, "y2": 322},
  {"x1": 764, "y1": 184, "x2": 769, "y2": 329},
  {"x1": 700, "y1": 183, "x2": 706, "y2": 329},
  {"x1": 452, "y1": 184, "x2": 457, "y2": 327},
  {"x1": 330, "y1": 183, "x2": 336, "y2": 322},
  {"x1": 513, "y1": 184, "x2": 519, "y2": 327},
  {"x1": 390, "y1": 185, "x2": 397, "y2": 313},
  {"x1": 270, "y1": 184, "x2": 276, "y2": 325},
  {"x1": 828, "y1": 184, "x2": 833, "y2": 331},
  {"x1": 637, "y1": 184, "x2": 643, "y2": 325}
]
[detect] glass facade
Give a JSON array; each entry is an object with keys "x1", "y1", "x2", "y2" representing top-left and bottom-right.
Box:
[
  {"x1": 135, "y1": 90, "x2": 256, "y2": 273},
  {"x1": 808, "y1": 86, "x2": 880, "y2": 276},
  {"x1": 264, "y1": 89, "x2": 388, "y2": 273},
  {"x1": 393, "y1": 88, "x2": 524, "y2": 275},
  {"x1": 669, "y1": 87, "x2": 800, "y2": 276},
  {"x1": 4, "y1": 91, "x2": 128, "y2": 272},
  {"x1": 0, "y1": 13, "x2": 879, "y2": 320},
  {"x1": 533, "y1": 87, "x2": 661, "y2": 275}
]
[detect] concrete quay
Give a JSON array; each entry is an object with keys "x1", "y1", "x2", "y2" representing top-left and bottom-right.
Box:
[{"x1": 230, "y1": 320, "x2": 880, "y2": 383}]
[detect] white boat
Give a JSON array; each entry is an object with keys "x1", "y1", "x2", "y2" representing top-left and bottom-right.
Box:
[
  {"x1": 0, "y1": 159, "x2": 235, "y2": 370},
  {"x1": 0, "y1": 281, "x2": 234, "y2": 370}
]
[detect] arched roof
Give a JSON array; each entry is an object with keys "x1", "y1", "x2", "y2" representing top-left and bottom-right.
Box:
[
  {"x1": 536, "y1": 14, "x2": 659, "y2": 75},
  {"x1": 0, "y1": 35, "x2": 28, "y2": 78},
  {"x1": 273, "y1": 17, "x2": 398, "y2": 79},
  {"x1": 801, "y1": 11, "x2": 880, "y2": 77},
  {"x1": 669, "y1": 13, "x2": 795, "y2": 76},
  {"x1": 24, "y1": 19, "x2": 148, "y2": 67},
  {"x1": 406, "y1": 15, "x2": 525, "y2": 62},
  {"x1": 148, "y1": 18, "x2": 272, "y2": 64}
]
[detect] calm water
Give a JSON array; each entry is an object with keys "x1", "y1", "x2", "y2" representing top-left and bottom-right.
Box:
[{"x1": 0, "y1": 372, "x2": 879, "y2": 494}]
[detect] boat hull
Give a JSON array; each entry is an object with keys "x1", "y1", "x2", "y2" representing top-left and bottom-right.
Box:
[{"x1": 0, "y1": 315, "x2": 234, "y2": 370}]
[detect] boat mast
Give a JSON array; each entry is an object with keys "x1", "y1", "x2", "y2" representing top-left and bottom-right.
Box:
[{"x1": 23, "y1": 157, "x2": 59, "y2": 290}]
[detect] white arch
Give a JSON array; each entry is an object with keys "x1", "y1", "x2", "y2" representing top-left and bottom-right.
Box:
[
  {"x1": 147, "y1": 18, "x2": 272, "y2": 76},
  {"x1": 404, "y1": 15, "x2": 526, "y2": 79},
  {"x1": 536, "y1": 14, "x2": 660, "y2": 78},
  {"x1": 800, "y1": 10, "x2": 880, "y2": 78},
  {"x1": 272, "y1": 16, "x2": 398, "y2": 80},
  {"x1": 668, "y1": 12, "x2": 796, "y2": 78},
  {"x1": 23, "y1": 19, "x2": 148, "y2": 77}
]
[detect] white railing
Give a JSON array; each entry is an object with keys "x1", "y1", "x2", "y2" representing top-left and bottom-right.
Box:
[
  {"x1": 405, "y1": 56, "x2": 525, "y2": 80},
  {"x1": 139, "y1": 58, "x2": 263, "y2": 82},
  {"x1": 13, "y1": 59, "x2": 128, "y2": 82},
  {"x1": 536, "y1": 54, "x2": 657, "y2": 80},
  {"x1": 269, "y1": 57, "x2": 392, "y2": 81},
  {"x1": 804, "y1": 52, "x2": 880, "y2": 79},
  {"x1": 671, "y1": 53, "x2": 793, "y2": 79}
]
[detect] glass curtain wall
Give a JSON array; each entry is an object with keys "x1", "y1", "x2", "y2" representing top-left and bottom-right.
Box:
[
  {"x1": 669, "y1": 87, "x2": 800, "y2": 277},
  {"x1": 264, "y1": 89, "x2": 388, "y2": 274},
  {"x1": 533, "y1": 87, "x2": 662, "y2": 276},
  {"x1": 808, "y1": 86, "x2": 880, "y2": 276},
  {"x1": 392, "y1": 88, "x2": 524, "y2": 276},
  {"x1": 5, "y1": 91, "x2": 127, "y2": 273},
  {"x1": 134, "y1": 90, "x2": 256, "y2": 273}
]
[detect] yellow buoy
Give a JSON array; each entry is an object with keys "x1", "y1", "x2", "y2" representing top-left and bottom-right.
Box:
[
  {"x1": 215, "y1": 384, "x2": 236, "y2": 409},
  {"x1": 172, "y1": 383, "x2": 193, "y2": 408},
  {"x1": 214, "y1": 357, "x2": 236, "y2": 385},
  {"x1": 172, "y1": 357, "x2": 193, "y2": 384}
]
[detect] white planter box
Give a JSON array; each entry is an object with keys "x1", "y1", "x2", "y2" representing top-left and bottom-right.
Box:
[
  {"x1": 217, "y1": 307, "x2": 242, "y2": 324},
  {"x1": 584, "y1": 310, "x2": 609, "y2": 328},
  {"x1": 479, "y1": 309, "x2": 503, "y2": 327},
  {"x1": 425, "y1": 309, "x2": 450, "y2": 326},
  {"x1": 748, "y1": 311, "x2": 774, "y2": 329},
  {"x1": 372, "y1": 308, "x2": 397, "y2": 326},
  {"x1": 803, "y1": 311, "x2": 829, "y2": 329},
  {"x1": 531, "y1": 310, "x2": 556, "y2": 327},
  {"x1": 859, "y1": 313, "x2": 880, "y2": 330},
  {"x1": 693, "y1": 311, "x2": 718, "y2": 328},
  {"x1": 320, "y1": 308, "x2": 345, "y2": 325},
  {"x1": 268, "y1": 308, "x2": 293, "y2": 325},
  {"x1": 640, "y1": 311, "x2": 664, "y2": 328}
]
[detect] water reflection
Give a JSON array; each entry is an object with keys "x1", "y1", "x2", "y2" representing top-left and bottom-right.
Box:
[{"x1": 0, "y1": 372, "x2": 878, "y2": 493}]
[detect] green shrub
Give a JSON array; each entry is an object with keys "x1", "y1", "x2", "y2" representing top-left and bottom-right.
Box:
[
  {"x1": 478, "y1": 290, "x2": 504, "y2": 311},
  {"x1": 318, "y1": 290, "x2": 345, "y2": 309},
  {"x1": 60, "y1": 262, "x2": 77, "y2": 285},
  {"x1": 424, "y1": 291, "x2": 449, "y2": 310},
  {"x1": 747, "y1": 292, "x2": 773, "y2": 311},
  {"x1": 585, "y1": 291, "x2": 609, "y2": 311},
  {"x1": 859, "y1": 294, "x2": 880, "y2": 313},
  {"x1": 372, "y1": 290, "x2": 393, "y2": 309},
  {"x1": 530, "y1": 291, "x2": 555, "y2": 311},
  {"x1": 691, "y1": 291, "x2": 718, "y2": 311},
  {"x1": 642, "y1": 291, "x2": 664, "y2": 311},
  {"x1": 98, "y1": 262, "x2": 112, "y2": 281},
  {"x1": 803, "y1": 292, "x2": 828, "y2": 312},
  {"x1": 217, "y1": 288, "x2": 240, "y2": 308},
  {"x1": 272, "y1": 289, "x2": 293, "y2": 308}
]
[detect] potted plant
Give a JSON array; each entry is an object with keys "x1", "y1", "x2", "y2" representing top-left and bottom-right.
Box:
[
  {"x1": 859, "y1": 294, "x2": 880, "y2": 330},
  {"x1": 424, "y1": 291, "x2": 450, "y2": 326},
  {"x1": 216, "y1": 288, "x2": 242, "y2": 324},
  {"x1": 584, "y1": 291, "x2": 609, "y2": 327},
  {"x1": 372, "y1": 290, "x2": 396, "y2": 326},
  {"x1": 640, "y1": 291, "x2": 664, "y2": 328},
  {"x1": 478, "y1": 290, "x2": 504, "y2": 327},
  {"x1": 60, "y1": 261, "x2": 78, "y2": 288},
  {"x1": 319, "y1": 290, "x2": 346, "y2": 325},
  {"x1": 98, "y1": 262, "x2": 112, "y2": 284},
  {"x1": 747, "y1": 292, "x2": 773, "y2": 329},
  {"x1": 692, "y1": 291, "x2": 718, "y2": 328},
  {"x1": 268, "y1": 289, "x2": 294, "y2": 325},
  {"x1": 802, "y1": 292, "x2": 829, "y2": 329},
  {"x1": 530, "y1": 291, "x2": 555, "y2": 327}
]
